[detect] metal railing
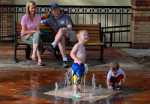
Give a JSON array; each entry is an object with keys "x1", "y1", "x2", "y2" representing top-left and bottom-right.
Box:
[
  {"x1": 0, "y1": 5, "x2": 132, "y2": 47},
  {"x1": 102, "y1": 25, "x2": 131, "y2": 47}
]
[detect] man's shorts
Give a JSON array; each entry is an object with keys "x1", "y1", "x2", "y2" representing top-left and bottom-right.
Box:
[{"x1": 67, "y1": 30, "x2": 77, "y2": 42}]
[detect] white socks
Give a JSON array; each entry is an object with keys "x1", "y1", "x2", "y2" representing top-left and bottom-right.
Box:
[
  {"x1": 63, "y1": 56, "x2": 68, "y2": 61},
  {"x1": 51, "y1": 41, "x2": 57, "y2": 48},
  {"x1": 52, "y1": 41, "x2": 68, "y2": 62}
]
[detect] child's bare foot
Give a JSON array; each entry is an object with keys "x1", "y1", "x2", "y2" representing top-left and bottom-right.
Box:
[
  {"x1": 77, "y1": 88, "x2": 81, "y2": 93},
  {"x1": 77, "y1": 85, "x2": 81, "y2": 92}
]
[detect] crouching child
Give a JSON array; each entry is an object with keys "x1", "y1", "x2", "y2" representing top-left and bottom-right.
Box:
[{"x1": 106, "y1": 62, "x2": 126, "y2": 90}]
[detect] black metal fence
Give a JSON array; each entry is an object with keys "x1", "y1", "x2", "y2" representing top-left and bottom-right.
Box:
[{"x1": 0, "y1": 5, "x2": 132, "y2": 47}]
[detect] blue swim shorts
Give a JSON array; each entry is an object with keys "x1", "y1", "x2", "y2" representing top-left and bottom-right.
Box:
[{"x1": 71, "y1": 63, "x2": 85, "y2": 78}]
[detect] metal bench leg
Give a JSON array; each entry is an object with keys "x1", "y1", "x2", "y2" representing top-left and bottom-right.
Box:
[
  {"x1": 26, "y1": 45, "x2": 31, "y2": 60},
  {"x1": 100, "y1": 45, "x2": 104, "y2": 62},
  {"x1": 14, "y1": 44, "x2": 18, "y2": 63}
]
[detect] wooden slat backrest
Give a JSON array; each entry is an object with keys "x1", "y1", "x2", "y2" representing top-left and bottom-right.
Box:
[
  {"x1": 16, "y1": 23, "x2": 22, "y2": 43},
  {"x1": 73, "y1": 24, "x2": 101, "y2": 44},
  {"x1": 16, "y1": 23, "x2": 21, "y2": 36},
  {"x1": 16, "y1": 23, "x2": 102, "y2": 45},
  {"x1": 40, "y1": 24, "x2": 53, "y2": 32}
]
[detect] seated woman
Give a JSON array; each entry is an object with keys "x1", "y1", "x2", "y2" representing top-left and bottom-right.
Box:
[{"x1": 21, "y1": 1, "x2": 44, "y2": 66}]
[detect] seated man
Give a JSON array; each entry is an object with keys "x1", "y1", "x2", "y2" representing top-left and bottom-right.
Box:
[{"x1": 41, "y1": 3, "x2": 76, "y2": 68}]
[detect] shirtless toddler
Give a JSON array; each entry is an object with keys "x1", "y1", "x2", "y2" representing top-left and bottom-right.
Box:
[{"x1": 70, "y1": 30, "x2": 89, "y2": 94}]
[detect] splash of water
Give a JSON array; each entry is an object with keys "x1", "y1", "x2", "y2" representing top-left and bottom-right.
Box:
[
  {"x1": 84, "y1": 64, "x2": 88, "y2": 87},
  {"x1": 55, "y1": 82, "x2": 58, "y2": 91},
  {"x1": 65, "y1": 72, "x2": 70, "y2": 87},
  {"x1": 92, "y1": 73, "x2": 96, "y2": 89}
]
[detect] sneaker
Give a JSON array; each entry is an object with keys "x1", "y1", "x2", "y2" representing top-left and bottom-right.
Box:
[
  {"x1": 116, "y1": 85, "x2": 121, "y2": 90},
  {"x1": 63, "y1": 61, "x2": 69, "y2": 68},
  {"x1": 108, "y1": 85, "x2": 113, "y2": 90},
  {"x1": 37, "y1": 62, "x2": 45, "y2": 66}
]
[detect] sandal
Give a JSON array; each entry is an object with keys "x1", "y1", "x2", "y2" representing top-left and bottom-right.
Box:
[
  {"x1": 31, "y1": 55, "x2": 36, "y2": 61},
  {"x1": 37, "y1": 62, "x2": 45, "y2": 66}
]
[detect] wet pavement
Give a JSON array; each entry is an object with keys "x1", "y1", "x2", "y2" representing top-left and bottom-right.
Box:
[
  {"x1": 0, "y1": 69, "x2": 150, "y2": 104},
  {"x1": 0, "y1": 43, "x2": 150, "y2": 104}
]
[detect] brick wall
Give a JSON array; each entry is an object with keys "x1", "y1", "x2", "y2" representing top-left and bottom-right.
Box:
[
  {"x1": 0, "y1": 0, "x2": 14, "y2": 41},
  {"x1": 132, "y1": 0, "x2": 150, "y2": 48}
]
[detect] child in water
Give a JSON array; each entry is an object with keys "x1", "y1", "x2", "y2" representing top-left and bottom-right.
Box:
[
  {"x1": 106, "y1": 62, "x2": 126, "y2": 90},
  {"x1": 69, "y1": 30, "x2": 89, "y2": 95}
]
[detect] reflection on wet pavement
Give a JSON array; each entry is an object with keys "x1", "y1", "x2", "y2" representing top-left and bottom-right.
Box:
[{"x1": 0, "y1": 70, "x2": 150, "y2": 104}]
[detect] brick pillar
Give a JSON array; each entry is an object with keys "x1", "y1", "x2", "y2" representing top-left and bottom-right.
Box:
[
  {"x1": 0, "y1": 0, "x2": 14, "y2": 41},
  {"x1": 132, "y1": 0, "x2": 150, "y2": 48}
]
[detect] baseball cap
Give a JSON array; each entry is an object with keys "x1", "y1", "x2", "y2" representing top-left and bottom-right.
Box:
[{"x1": 50, "y1": 3, "x2": 60, "y2": 9}]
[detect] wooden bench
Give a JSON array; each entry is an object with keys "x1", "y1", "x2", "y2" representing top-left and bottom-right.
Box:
[{"x1": 14, "y1": 23, "x2": 104, "y2": 62}]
